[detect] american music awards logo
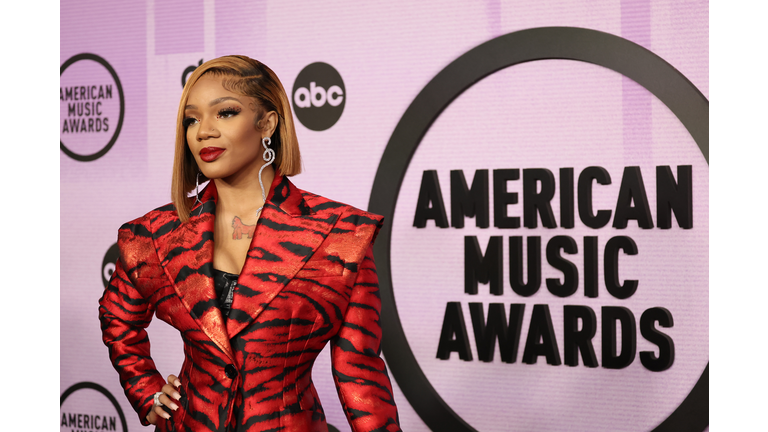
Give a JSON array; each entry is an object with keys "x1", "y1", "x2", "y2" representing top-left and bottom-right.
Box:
[
  {"x1": 60, "y1": 53, "x2": 125, "y2": 162},
  {"x1": 370, "y1": 27, "x2": 708, "y2": 432},
  {"x1": 61, "y1": 382, "x2": 127, "y2": 432}
]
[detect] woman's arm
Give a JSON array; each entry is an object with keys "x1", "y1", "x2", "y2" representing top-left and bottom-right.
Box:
[
  {"x1": 331, "y1": 245, "x2": 401, "y2": 432},
  {"x1": 98, "y1": 225, "x2": 167, "y2": 425}
]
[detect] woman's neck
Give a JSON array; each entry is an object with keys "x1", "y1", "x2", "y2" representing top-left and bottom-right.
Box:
[{"x1": 213, "y1": 164, "x2": 276, "y2": 221}]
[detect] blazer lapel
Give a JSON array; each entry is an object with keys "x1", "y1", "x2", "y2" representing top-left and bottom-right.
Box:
[
  {"x1": 226, "y1": 174, "x2": 339, "y2": 338},
  {"x1": 154, "y1": 183, "x2": 235, "y2": 361}
]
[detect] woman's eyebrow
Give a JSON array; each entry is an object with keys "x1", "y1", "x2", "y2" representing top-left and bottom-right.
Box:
[
  {"x1": 209, "y1": 96, "x2": 242, "y2": 106},
  {"x1": 185, "y1": 96, "x2": 242, "y2": 111}
]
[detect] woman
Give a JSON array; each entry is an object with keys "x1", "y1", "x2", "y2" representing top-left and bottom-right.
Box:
[{"x1": 99, "y1": 55, "x2": 401, "y2": 432}]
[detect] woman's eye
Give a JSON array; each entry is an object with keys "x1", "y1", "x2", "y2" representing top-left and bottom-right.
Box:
[
  {"x1": 182, "y1": 117, "x2": 198, "y2": 128},
  {"x1": 217, "y1": 107, "x2": 241, "y2": 119}
]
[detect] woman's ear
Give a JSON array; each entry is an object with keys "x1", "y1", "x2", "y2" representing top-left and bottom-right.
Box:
[{"x1": 259, "y1": 110, "x2": 278, "y2": 138}]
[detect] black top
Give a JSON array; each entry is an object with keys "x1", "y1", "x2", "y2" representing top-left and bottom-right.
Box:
[{"x1": 212, "y1": 268, "x2": 238, "y2": 321}]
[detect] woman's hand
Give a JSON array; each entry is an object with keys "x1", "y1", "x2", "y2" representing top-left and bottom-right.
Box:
[{"x1": 146, "y1": 374, "x2": 182, "y2": 424}]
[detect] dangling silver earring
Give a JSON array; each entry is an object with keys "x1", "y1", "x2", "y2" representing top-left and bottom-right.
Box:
[
  {"x1": 256, "y1": 136, "x2": 275, "y2": 217},
  {"x1": 195, "y1": 172, "x2": 203, "y2": 206},
  {"x1": 194, "y1": 171, "x2": 204, "y2": 215}
]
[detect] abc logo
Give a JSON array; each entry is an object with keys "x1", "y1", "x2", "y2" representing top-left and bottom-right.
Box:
[
  {"x1": 102, "y1": 243, "x2": 119, "y2": 288},
  {"x1": 292, "y1": 62, "x2": 345, "y2": 131},
  {"x1": 182, "y1": 58, "x2": 203, "y2": 88}
]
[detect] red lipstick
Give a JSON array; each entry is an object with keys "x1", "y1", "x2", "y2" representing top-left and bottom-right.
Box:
[{"x1": 200, "y1": 147, "x2": 225, "y2": 162}]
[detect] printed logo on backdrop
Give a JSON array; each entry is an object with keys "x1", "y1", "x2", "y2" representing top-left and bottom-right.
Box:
[
  {"x1": 369, "y1": 27, "x2": 708, "y2": 432},
  {"x1": 61, "y1": 382, "x2": 127, "y2": 432},
  {"x1": 60, "y1": 54, "x2": 125, "y2": 162},
  {"x1": 182, "y1": 59, "x2": 204, "y2": 88},
  {"x1": 291, "y1": 62, "x2": 345, "y2": 131},
  {"x1": 102, "y1": 243, "x2": 119, "y2": 288}
]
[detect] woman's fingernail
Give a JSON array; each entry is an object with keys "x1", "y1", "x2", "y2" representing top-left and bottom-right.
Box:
[
  {"x1": 175, "y1": 379, "x2": 181, "y2": 387},
  {"x1": 173, "y1": 391, "x2": 181, "y2": 400},
  {"x1": 169, "y1": 402, "x2": 179, "y2": 411},
  {"x1": 162, "y1": 412, "x2": 171, "y2": 419}
]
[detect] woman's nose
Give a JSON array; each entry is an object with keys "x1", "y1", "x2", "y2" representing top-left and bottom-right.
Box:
[{"x1": 196, "y1": 118, "x2": 219, "y2": 141}]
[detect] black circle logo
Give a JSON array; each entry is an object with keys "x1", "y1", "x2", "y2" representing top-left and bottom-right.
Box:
[
  {"x1": 60, "y1": 382, "x2": 128, "y2": 432},
  {"x1": 369, "y1": 27, "x2": 708, "y2": 432},
  {"x1": 182, "y1": 58, "x2": 204, "y2": 88},
  {"x1": 60, "y1": 53, "x2": 125, "y2": 162},
  {"x1": 102, "y1": 243, "x2": 119, "y2": 288},
  {"x1": 291, "y1": 62, "x2": 346, "y2": 131}
]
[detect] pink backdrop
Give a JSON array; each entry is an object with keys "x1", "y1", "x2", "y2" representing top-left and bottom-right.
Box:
[{"x1": 61, "y1": 1, "x2": 708, "y2": 431}]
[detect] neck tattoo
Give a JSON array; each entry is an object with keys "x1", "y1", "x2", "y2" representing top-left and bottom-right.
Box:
[{"x1": 231, "y1": 216, "x2": 257, "y2": 240}]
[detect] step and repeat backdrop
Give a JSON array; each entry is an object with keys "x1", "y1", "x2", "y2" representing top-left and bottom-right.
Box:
[{"x1": 61, "y1": 1, "x2": 708, "y2": 431}]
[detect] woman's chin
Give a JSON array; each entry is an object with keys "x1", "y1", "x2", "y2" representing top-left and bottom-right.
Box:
[{"x1": 198, "y1": 166, "x2": 230, "y2": 181}]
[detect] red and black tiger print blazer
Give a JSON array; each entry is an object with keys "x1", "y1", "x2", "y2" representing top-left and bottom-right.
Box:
[{"x1": 98, "y1": 173, "x2": 401, "y2": 432}]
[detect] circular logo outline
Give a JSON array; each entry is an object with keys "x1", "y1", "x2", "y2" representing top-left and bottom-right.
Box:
[
  {"x1": 60, "y1": 381, "x2": 128, "y2": 432},
  {"x1": 60, "y1": 53, "x2": 125, "y2": 162},
  {"x1": 369, "y1": 26, "x2": 708, "y2": 432}
]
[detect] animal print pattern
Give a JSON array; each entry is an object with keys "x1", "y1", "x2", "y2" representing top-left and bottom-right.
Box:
[{"x1": 99, "y1": 173, "x2": 401, "y2": 432}]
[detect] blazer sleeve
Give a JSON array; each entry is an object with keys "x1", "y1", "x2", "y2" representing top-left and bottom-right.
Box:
[
  {"x1": 331, "y1": 245, "x2": 402, "y2": 432},
  {"x1": 98, "y1": 220, "x2": 166, "y2": 425}
]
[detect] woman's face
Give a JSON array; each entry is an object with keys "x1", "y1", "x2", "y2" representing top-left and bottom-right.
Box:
[{"x1": 184, "y1": 74, "x2": 274, "y2": 183}]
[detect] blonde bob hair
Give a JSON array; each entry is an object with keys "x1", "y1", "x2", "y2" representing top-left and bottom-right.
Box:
[{"x1": 171, "y1": 55, "x2": 301, "y2": 222}]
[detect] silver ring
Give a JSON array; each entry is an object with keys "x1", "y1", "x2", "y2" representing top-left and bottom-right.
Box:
[{"x1": 153, "y1": 391, "x2": 164, "y2": 408}]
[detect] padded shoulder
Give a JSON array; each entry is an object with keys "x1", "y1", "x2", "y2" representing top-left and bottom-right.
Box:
[
  {"x1": 300, "y1": 190, "x2": 384, "y2": 245},
  {"x1": 116, "y1": 206, "x2": 173, "y2": 280}
]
